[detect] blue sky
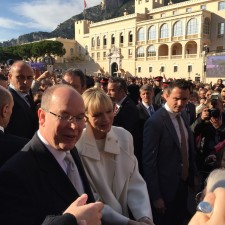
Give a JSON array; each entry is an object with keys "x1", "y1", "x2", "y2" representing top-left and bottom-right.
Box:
[{"x1": 0, "y1": 0, "x2": 100, "y2": 43}]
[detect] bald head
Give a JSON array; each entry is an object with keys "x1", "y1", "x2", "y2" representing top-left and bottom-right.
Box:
[
  {"x1": 0, "y1": 86, "x2": 14, "y2": 128},
  {"x1": 8, "y1": 61, "x2": 34, "y2": 93},
  {"x1": 38, "y1": 84, "x2": 85, "y2": 151}
]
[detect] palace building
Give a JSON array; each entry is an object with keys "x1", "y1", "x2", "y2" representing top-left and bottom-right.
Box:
[{"x1": 74, "y1": 0, "x2": 225, "y2": 82}]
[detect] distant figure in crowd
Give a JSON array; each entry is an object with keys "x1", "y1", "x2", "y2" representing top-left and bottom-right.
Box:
[
  {"x1": 0, "y1": 84, "x2": 103, "y2": 225},
  {"x1": 0, "y1": 86, "x2": 28, "y2": 167},
  {"x1": 136, "y1": 84, "x2": 159, "y2": 174},
  {"x1": 62, "y1": 68, "x2": 86, "y2": 94},
  {"x1": 107, "y1": 77, "x2": 140, "y2": 162},
  {"x1": 5, "y1": 61, "x2": 38, "y2": 139},
  {"x1": 128, "y1": 77, "x2": 140, "y2": 104},
  {"x1": 143, "y1": 79, "x2": 198, "y2": 225},
  {"x1": 76, "y1": 88, "x2": 154, "y2": 225},
  {"x1": 0, "y1": 74, "x2": 8, "y2": 88}
]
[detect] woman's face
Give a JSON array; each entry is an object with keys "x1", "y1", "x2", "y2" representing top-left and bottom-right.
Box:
[{"x1": 87, "y1": 107, "x2": 114, "y2": 140}]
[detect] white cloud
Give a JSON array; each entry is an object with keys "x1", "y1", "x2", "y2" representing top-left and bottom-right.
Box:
[{"x1": 12, "y1": 0, "x2": 101, "y2": 30}]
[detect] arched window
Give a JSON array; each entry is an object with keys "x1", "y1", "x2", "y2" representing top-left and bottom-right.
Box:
[
  {"x1": 147, "y1": 45, "x2": 156, "y2": 56},
  {"x1": 203, "y1": 18, "x2": 210, "y2": 35},
  {"x1": 85, "y1": 45, "x2": 88, "y2": 55},
  {"x1": 138, "y1": 27, "x2": 145, "y2": 41},
  {"x1": 91, "y1": 37, "x2": 95, "y2": 47},
  {"x1": 103, "y1": 35, "x2": 107, "y2": 46},
  {"x1": 111, "y1": 34, "x2": 115, "y2": 45},
  {"x1": 137, "y1": 47, "x2": 145, "y2": 57},
  {"x1": 173, "y1": 21, "x2": 182, "y2": 36},
  {"x1": 187, "y1": 18, "x2": 198, "y2": 35},
  {"x1": 70, "y1": 48, "x2": 74, "y2": 56},
  {"x1": 160, "y1": 23, "x2": 169, "y2": 38},
  {"x1": 148, "y1": 26, "x2": 156, "y2": 40},
  {"x1": 97, "y1": 36, "x2": 100, "y2": 46},
  {"x1": 120, "y1": 33, "x2": 124, "y2": 43},
  {"x1": 128, "y1": 31, "x2": 133, "y2": 43}
]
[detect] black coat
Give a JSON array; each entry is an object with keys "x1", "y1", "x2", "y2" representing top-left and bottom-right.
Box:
[
  {"x1": 0, "y1": 133, "x2": 95, "y2": 225},
  {"x1": 5, "y1": 87, "x2": 38, "y2": 139},
  {"x1": 0, "y1": 130, "x2": 29, "y2": 167}
]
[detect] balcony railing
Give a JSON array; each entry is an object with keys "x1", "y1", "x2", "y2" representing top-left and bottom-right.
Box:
[
  {"x1": 185, "y1": 54, "x2": 197, "y2": 58},
  {"x1": 172, "y1": 36, "x2": 183, "y2": 41},
  {"x1": 158, "y1": 56, "x2": 168, "y2": 60},
  {"x1": 147, "y1": 56, "x2": 156, "y2": 60},
  {"x1": 171, "y1": 55, "x2": 182, "y2": 59}
]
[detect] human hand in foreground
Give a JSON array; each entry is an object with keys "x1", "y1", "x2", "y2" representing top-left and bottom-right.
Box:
[
  {"x1": 189, "y1": 187, "x2": 225, "y2": 225},
  {"x1": 64, "y1": 194, "x2": 103, "y2": 225}
]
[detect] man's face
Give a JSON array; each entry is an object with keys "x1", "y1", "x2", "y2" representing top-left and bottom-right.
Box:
[
  {"x1": 39, "y1": 87, "x2": 85, "y2": 151},
  {"x1": 198, "y1": 89, "x2": 206, "y2": 99},
  {"x1": 107, "y1": 82, "x2": 123, "y2": 103},
  {"x1": 62, "y1": 74, "x2": 83, "y2": 94},
  {"x1": 140, "y1": 90, "x2": 153, "y2": 105},
  {"x1": 165, "y1": 87, "x2": 190, "y2": 113},
  {"x1": 8, "y1": 63, "x2": 34, "y2": 93}
]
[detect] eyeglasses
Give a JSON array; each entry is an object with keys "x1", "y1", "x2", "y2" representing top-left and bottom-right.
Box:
[
  {"x1": 16, "y1": 75, "x2": 34, "y2": 81},
  {"x1": 43, "y1": 109, "x2": 85, "y2": 125}
]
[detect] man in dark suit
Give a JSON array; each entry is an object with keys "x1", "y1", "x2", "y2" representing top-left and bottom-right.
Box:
[
  {"x1": 0, "y1": 86, "x2": 29, "y2": 167},
  {"x1": 136, "y1": 84, "x2": 158, "y2": 175},
  {"x1": 5, "y1": 61, "x2": 38, "y2": 138},
  {"x1": 0, "y1": 84, "x2": 103, "y2": 225},
  {"x1": 107, "y1": 77, "x2": 139, "y2": 160},
  {"x1": 143, "y1": 79, "x2": 198, "y2": 225}
]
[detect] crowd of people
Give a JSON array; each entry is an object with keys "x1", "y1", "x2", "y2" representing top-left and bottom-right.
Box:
[{"x1": 1, "y1": 60, "x2": 225, "y2": 225}]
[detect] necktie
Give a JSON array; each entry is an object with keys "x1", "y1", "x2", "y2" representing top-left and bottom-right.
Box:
[
  {"x1": 25, "y1": 94, "x2": 34, "y2": 108},
  {"x1": 64, "y1": 152, "x2": 84, "y2": 195},
  {"x1": 176, "y1": 115, "x2": 189, "y2": 181},
  {"x1": 149, "y1": 105, "x2": 154, "y2": 116}
]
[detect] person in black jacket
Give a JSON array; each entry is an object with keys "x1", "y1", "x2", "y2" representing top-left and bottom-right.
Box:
[
  {"x1": 0, "y1": 84, "x2": 103, "y2": 225},
  {"x1": 0, "y1": 86, "x2": 29, "y2": 167}
]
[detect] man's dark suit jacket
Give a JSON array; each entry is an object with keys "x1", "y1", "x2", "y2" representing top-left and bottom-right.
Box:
[
  {"x1": 143, "y1": 107, "x2": 197, "y2": 203},
  {"x1": 5, "y1": 87, "x2": 38, "y2": 139},
  {"x1": 136, "y1": 102, "x2": 159, "y2": 175},
  {"x1": 0, "y1": 130, "x2": 29, "y2": 167},
  {"x1": 185, "y1": 102, "x2": 196, "y2": 125},
  {"x1": 0, "y1": 133, "x2": 95, "y2": 225},
  {"x1": 113, "y1": 96, "x2": 139, "y2": 159}
]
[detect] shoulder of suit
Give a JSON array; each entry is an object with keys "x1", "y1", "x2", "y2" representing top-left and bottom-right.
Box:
[{"x1": 111, "y1": 126, "x2": 132, "y2": 139}]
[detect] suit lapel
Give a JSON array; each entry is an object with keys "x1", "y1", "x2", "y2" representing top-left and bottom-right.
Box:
[
  {"x1": 140, "y1": 102, "x2": 150, "y2": 119},
  {"x1": 161, "y1": 108, "x2": 180, "y2": 149},
  {"x1": 70, "y1": 148, "x2": 95, "y2": 203},
  {"x1": 30, "y1": 134, "x2": 80, "y2": 204}
]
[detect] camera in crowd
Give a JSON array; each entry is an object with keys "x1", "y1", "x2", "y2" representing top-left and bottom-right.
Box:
[
  {"x1": 207, "y1": 93, "x2": 221, "y2": 119},
  {"x1": 207, "y1": 108, "x2": 220, "y2": 119}
]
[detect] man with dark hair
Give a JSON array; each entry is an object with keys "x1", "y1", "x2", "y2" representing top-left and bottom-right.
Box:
[
  {"x1": 62, "y1": 68, "x2": 86, "y2": 94},
  {"x1": 107, "y1": 77, "x2": 140, "y2": 168},
  {"x1": 143, "y1": 79, "x2": 198, "y2": 225}
]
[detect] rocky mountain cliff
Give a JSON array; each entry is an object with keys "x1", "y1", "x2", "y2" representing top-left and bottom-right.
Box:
[{"x1": 0, "y1": 0, "x2": 186, "y2": 47}]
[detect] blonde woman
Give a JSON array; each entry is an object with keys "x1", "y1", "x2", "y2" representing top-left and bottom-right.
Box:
[{"x1": 76, "y1": 88, "x2": 154, "y2": 225}]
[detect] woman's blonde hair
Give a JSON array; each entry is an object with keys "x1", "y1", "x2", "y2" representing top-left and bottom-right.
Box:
[{"x1": 82, "y1": 87, "x2": 113, "y2": 115}]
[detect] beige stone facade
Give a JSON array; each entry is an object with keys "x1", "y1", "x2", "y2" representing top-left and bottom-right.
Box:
[{"x1": 75, "y1": 0, "x2": 225, "y2": 83}]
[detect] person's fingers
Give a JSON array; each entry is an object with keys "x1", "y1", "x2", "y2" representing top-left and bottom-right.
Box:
[
  {"x1": 210, "y1": 188, "x2": 225, "y2": 224},
  {"x1": 74, "y1": 194, "x2": 88, "y2": 207},
  {"x1": 188, "y1": 192, "x2": 215, "y2": 225}
]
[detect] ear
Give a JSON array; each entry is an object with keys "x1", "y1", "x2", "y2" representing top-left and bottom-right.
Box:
[
  {"x1": 38, "y1": 108, "x2": 46, "y2": 126},
  {"x1": 1, "y1": 104, "x2": 9, "y2": 118}
]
